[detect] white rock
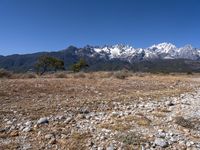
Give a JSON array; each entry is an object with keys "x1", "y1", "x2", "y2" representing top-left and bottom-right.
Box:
[
  {"x1": 154, "y1": 138, "x2": 168, "y2": 148},
  {"x1": 25, "y1": 121, "x2": 32, "y2": 126},
  {"x1": 106, "y1": 144, "x2": 114, "y2": 150},
  {"x1": 45, "y1": 134, "x2": 54, "y2": 139},
  {"x1": 23, "y1": 126, "x2": 32, "y2": 132},
  {"x1": 37, "y1": 117, "x2": 49, "y2": 124}
]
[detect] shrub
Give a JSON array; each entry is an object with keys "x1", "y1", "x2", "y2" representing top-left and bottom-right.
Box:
[
  {"x1": 187, "y1": 71, "x2": 193, "y2": 75},
  {"x1": 114, "y1": 70, "x2": 130, "y2": 79},
  {"x1": 71, "y1": 59, "x2": 89, "y2": 72},
  {"x1": 117, "y1": 132, "x2": 146, "y2": 148},
  {"x1": 0, "y1": 69, "x2": 12, "y2": 78}
]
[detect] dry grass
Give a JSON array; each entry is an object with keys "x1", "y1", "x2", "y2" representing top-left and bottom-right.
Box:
[
  {"x1": 99, "y1": 121, "x2": 132, "y2": 131},
  {"x1": 0, "y1": 72, "x2": 199, "y2": 149},
  {"x1": 175, "y1": 116, "x2": 195, "y2": 129},
  {"x1": 117, "y1": 132, "x2": 147, "y2": 149},
  {"x1": 62, "y1": 132, "x2": 92, "y2": 150},
  {"x1": 0, "y1": 72, "x2": 197, "y2": 123},
  {"x1": 113, "y1": 70, "x2": 131, "y2": 79},
  {"x1": 116, "y1": 115, "x2": 152, "y2": 126},
  {"x1": 0, "y1": 143, "x2": 20, "y2": 150},
  {"x1": 54, "y1": 72, "x2": 68, "y2": 78},
  {"x1": 12, "y1": 73, "x2": 37, "y2": 79},
  {"x1": 73, "y1": 72, "x2": 86, "y2": 78}
]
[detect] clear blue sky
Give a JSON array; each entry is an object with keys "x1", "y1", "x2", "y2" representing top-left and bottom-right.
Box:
[{"x1": 0, "y1": 0, "x2": 200, "y2": 56}]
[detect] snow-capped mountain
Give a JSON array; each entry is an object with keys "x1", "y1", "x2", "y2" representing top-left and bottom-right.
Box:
[
  {"x1": 0, "y1": 42, "x2": 200, "y2": 72},
  {"x1": 83, "y1": 43, "x2": 200, "y2": 62}
]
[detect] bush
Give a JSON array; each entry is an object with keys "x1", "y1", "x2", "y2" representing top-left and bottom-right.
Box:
[
  {"x1": 0, "y1": 69, "x2": 12, "y2": 78},
  {"x1": 187, "y1": 71, "x2": 193, "y2": 75},
  {"x1": 71, "y1": 59, "x2": 88, "y2": 72},
  {"x1": 114, "y1": 70, "x2": 130, "y2": 79}
]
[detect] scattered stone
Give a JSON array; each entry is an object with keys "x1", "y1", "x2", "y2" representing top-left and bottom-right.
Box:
[
  {"x1": 10, "y1": 130, "x2": 19, "y2": 137},
  {"x1": 25, "y1": 121, "x2": 32, "y2": 126},
  {"x1": 106, "y1": 144, "x2": 114, "y2": 150},
  {"x1": 45, "y1": 133, "x2": 54, "y2": 139},
  {"x1": 154, "y1": 138, "x2": 168, "y2": 148},
  {"x1": 23, "y1": 126, "x2": 32, "y2": 132},
  {"x1": 6, "y1": 120, "x2": 12, "y2": 125},
  {"x1": 48, "y1": 138, "x2": 56, "y2": 144},
  {"x1": 37, "y1": 117, "x2": 49, "y2": 125}
]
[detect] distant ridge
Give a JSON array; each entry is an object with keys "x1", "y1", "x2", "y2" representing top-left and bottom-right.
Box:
[{"x1": 0, "y1": 43, "x2": 200, "y2": 72}]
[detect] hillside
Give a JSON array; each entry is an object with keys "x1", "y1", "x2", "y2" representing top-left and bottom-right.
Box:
[{"x1": 0, "y1": 43, "x2": 200, "y2": 72}]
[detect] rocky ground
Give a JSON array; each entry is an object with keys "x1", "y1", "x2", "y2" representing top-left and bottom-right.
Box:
[{"x1": 0, "y1": 72, "x2": 200, "y2": 150}]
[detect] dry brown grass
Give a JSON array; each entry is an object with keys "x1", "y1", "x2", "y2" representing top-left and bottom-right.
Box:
[
  {"x1": 99, "y1": 122, "x2": 132, "y2": 131},
  {"x1": 0, "y1": 143, "x2": 20, "y2": 150},
  {"x1": 121, "y1": 115, "x2": 152, "y2": 126},
  {"x1": 117, "y1": 132, "x2": 147, "y2": 149},
  {"x1": 61, "y1": 132, "x2": 92, "y2": 150},
  {"x1": 0, "y1": 72, "x2": 198, "y2": 122},
  {"x1": 54, "y1": 72, "x2": 68, "y2": 78},
  {"x1": 12, "y1": 73, "x2": 37, "y2": 79},
  {"x1": 175, "y1": 116, "x2": 195, "y2": 129}
]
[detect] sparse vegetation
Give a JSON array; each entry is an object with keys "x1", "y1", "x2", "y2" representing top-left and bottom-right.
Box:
[
  {"x1": 13, "y1": 73, "x2": 37, "y2": 79},
  {"x1": 114, "y1": 70, "x2": 130, "y2": 79},
  {"x1": 71, "y1": 58, "x2": 88, "y2": 72},
  {"x1": 35, "y1": 55, "x2": 64, "y2": 75},
  {"x1": 73, "y1": 72, "x2": 86, "y2": 78},
  {"x1": 117, "y1": 132, "x2": 146, "y2": 148},
  {"x1": 55, "y1": 72, "x2": 68, "y2": 78},
  {"x1": 0, "y1": 69, "x2": 12, "y2": 78},
  {"x1": 0, "y1": 72, "x2": 199, "y2": 149},
  {"x1": 175, "y1": 116, "x2": 194, "y2": 129}
]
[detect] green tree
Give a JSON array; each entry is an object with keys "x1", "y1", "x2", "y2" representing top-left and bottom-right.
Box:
[
  {"x1": 35, "y1": 55, "x2": 64, "y2": 75},
  {"x1": 71, "y1": 58, "x2": 88, "y2": 72}
]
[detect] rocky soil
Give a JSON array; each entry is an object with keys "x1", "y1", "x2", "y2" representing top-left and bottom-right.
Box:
[{"x1": 0, "y1": 73, "x2": 200, "y2": 150}]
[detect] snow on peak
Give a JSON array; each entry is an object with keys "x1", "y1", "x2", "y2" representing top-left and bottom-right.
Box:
[
  {"x1": 150, "y1": 42, "x2": 176, "y2": 52},
  {"x1": 91, "y1": 43, "x2": 199, "y2": 61}
]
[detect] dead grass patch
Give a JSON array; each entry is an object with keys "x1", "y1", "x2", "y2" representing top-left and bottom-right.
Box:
[
  {"x1": 0, "y1": 143, "x2": 20, "y2": 150},
  {"x1": 114, "y1": 70, "x2": 130, "y2": 79},
  {"x1": 73, "y1": 72, "x2": 86, "y2": 78},
  {"x1": 117, "y1": 132, "x2": 147, "y2": 149},
  {"x1": 63, "y1": 132, "x2": 91, "y2": 150},
  {"x1": 119, "y1": 115, "x2": 151, "y2": 126},
  {"x1": 99, "y1": 122, "x2": 132, "y2": 132},
  {"x1": 175, "y1": 116, "x2": 195, "y2": 129},
  {"x1": 54, "y1": 72, "x2": 68, "y2": 78}
]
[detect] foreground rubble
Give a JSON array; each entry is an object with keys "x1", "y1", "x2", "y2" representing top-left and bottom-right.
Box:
[{"x1": 0, "y1": 73, "x2": 200, "y2": 149}]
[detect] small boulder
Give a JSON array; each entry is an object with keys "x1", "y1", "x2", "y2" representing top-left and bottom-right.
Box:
[
  {"x1": 37, "y1": 117, "x2": 49, "y2": 125},
  {"x1": 154, "y1": 138, "x2": 168, "y2": 148}
]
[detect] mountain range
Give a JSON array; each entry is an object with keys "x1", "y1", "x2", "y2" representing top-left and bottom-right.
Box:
[{"x1": 0, "y1": 43, "x2": 200, "y2": 72}]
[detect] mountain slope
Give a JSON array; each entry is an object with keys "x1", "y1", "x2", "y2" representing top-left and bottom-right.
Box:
[{"x1": 0, "y1": 43, "x2": 200, "y2": 72}]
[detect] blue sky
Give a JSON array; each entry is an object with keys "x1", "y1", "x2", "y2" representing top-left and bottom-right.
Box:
[{"x1": 0, "y1": 0, "x2": 200, "y2": 56}]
